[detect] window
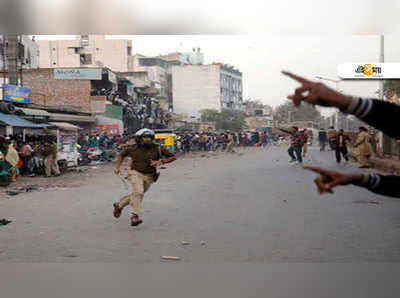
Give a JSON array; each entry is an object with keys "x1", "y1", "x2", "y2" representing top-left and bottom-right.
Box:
[
  {"x1": 80, "y1": 54, "x2": 92, "y2": 65},
  {"x1": 68, "y1": 47, "x2": 79, "y2": 55},
  {"x1": 81, "y1": 35, "x2": 89, "y2": 46},
  {"x1": 139, "y1": 58, "x2": 158, "y2": 67}
]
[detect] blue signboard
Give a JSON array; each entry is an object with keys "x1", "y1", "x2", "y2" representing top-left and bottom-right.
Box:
[{"x1": 3, "y1": 84, "x2": 32, "y2": 104}]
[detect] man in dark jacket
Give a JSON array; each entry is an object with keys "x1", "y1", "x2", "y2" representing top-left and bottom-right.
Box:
[
  {"x1": 318, "y1": 128, "x2": 327, "y2": 151},
  {"x1": 335, "y1": 129, "x2": 349, "y2": 164}
]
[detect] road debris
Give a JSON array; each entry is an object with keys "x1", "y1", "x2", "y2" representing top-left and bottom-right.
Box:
[
  {"x1": 200, "y1": 241, "x2": 206, "y2": 246},
  {"x1": 181, "y1": 241, "x2": 190, "y2": 246},
  {"x1": 161, "y1": 256, "x2": 181, "y2": 261},
  {"x1": 6, "y1": 190, "x2": 20, "y2": 196},
  {"x1": 0, "y1": 219, "x2": 12, "y2": 226}
]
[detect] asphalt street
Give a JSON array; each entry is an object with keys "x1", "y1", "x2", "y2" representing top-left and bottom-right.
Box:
[{"x1": 1, "y1": 146, "x2": 400, "y2": 263}]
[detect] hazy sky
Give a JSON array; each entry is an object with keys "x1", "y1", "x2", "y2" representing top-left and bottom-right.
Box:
[{"x1": 37, "y1": 34, "x2": 400, "y2": 110}]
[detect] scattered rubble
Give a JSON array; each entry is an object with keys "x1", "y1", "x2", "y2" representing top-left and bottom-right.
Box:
[
  {"x1": 0, "y1": 219, "x2": 12, "y2": 226},
  {"x1": 161, "y1": 256, "x2": 181, "y2": 261}
]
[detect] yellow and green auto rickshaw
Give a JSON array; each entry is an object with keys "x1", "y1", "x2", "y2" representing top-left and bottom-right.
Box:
[{"x1": 154, "y1": 129, "x2": 176, "y2": 154}]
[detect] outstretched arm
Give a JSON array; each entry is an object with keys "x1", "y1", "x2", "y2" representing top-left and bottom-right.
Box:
[
  {"x1": 282, "y1": 71, "x2": 400, "y2": 139},
  {"x1": 114, "y1": 154, "x2": 125, "y2": 175},
  {"x1": 304, "y1": 166, "x2": 400, "y2": 198}
]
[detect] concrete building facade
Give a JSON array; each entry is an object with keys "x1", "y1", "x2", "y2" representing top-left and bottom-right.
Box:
[
  {"x1": 159, "y1": 48, "x2": 204, "y2": 66},
  {"x1": 37, "y1": 35, "x2": 133, "y2": 72},
  {"x1": 172, "y1": 64, "x2": 243, "y2": 120},
  {"x1": 22, "y1": 68, "x2": 113, "y2": 114},
  {"x1": 0, "y1": 35, "x2": 40, "y2": 71},
  {"x1": 219, "y1": 64, "x2": 243, "y2": 111},
  {"x1": 130, "y1": 54, "x2": 170, "y2": 103}
]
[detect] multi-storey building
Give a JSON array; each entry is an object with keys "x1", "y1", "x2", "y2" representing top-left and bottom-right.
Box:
[
  {"x1": 37, "y1": 35, "x2": 133, "y2": 72},
  {"x1": 172, "y1": 63, "x2": 243, "y2": 120},
  {"x1": 159, "y1": 48, "x2": 204, "y2": 66}
]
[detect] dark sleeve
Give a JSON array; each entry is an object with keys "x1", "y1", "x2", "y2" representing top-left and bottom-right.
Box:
[
  {"x1": 120, "y1": 146, "x2": 134, "y2": 158},
  {"x1": 160, "y1": 147, "x2": 175, "y2": 158},
  {"x1": 353, "y1": 173, "x2": 400, "y2": 198},
  {"x1": 344, "y1": 97, "x2": 400, "y2": 139}
]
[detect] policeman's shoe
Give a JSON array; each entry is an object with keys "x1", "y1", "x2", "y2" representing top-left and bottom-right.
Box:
[
  {"x1": 113, "y1": 202, "x2": 122, "y2": 218},
  {"x1": 131, "y1": 215, "x2": 143, "y2": 226}
]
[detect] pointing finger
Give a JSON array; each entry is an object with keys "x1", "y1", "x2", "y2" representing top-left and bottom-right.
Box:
[
  {"x1": 303, "y1": 166, "x2": 332, "y2": 177},
  {"x1": 282, "y1": 71, "x2": 312, "y2": 85}
]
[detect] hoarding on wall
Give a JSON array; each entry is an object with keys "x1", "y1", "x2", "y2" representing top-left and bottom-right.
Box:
[
  {"x1": 54, "y1": 68, "x2": 102, "y2": 80},
  {"x1": 2, "y1": 84, "x2": 32, "y2": 104},
  {"x1": 95, "y1": 115, "x2": 123, "y2": 136},
  {"x1": 95, "y1": 124, "x2": 120, "y2": 136}
]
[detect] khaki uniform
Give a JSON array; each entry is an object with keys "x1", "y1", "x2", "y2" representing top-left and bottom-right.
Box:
[
  {"x1": 355, "y1": 131, "x2": 372, "y2": 167},
  {"x1": 43, "y1": 143, "x2": 60, "y2": 177},
  {"x1": 118, "y1": 144, "x2": 175, "y2": 216},
  {"x1": 226, "y1": 134, "x2": 234, "y2": 152},
  {"x1": 119, "y1": 169, "x2": 154, "y2": 216}
]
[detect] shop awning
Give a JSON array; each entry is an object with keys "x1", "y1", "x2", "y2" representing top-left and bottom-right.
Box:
[
  {"x1": 0, "y1": 112, "x2": 52, "y2": 128},
  {"x1": 49, "y1": 122, "x2": 81, "y2": 131},
  {"x1": 15, "y1": 107, "x2": 51, "y2": 117},
  {"x1": 118, "y1": 77, "x2": 134, "y2": 86},
  {"x1": 48, "y1": 113, "x2": 95, "y2": 123}
]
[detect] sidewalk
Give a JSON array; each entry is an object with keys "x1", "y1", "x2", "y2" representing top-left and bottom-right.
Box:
[{"x1": 348, "y1": 149, "x2": 400, "y2": 175}]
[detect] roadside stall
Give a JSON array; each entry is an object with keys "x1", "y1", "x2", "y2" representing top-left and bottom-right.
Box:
[
  {"x1": 0, "y1": 112, "x2": 52, "y2": 136},
  {"x1": 49, "y1": 122, "x2": 81, "y2": 171}
]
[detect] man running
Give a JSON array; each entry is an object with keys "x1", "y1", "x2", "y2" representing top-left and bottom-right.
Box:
[
  {"x1": 113, "y1": 129, "x2": 176, "y2": 226},
  {"x1": 277, "y1": 125, "x2": 303, "y2": 164}
]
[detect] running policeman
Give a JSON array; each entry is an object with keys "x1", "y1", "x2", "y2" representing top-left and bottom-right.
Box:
[{"x1": 113, "y1": 129, "x2": 176, "y2": 226}]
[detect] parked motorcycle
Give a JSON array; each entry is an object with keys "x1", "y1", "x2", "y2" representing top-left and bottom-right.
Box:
[
  {"x1": 87, "y1": 147, "x2": 102, "y2": 161},
  {"x1": 77, "y1": 148, "x2": 91, "y2": 166}
]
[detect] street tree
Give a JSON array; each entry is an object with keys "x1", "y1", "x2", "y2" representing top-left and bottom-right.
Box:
[{"x1": 200, "y1": 109, "x2": 246, "y2": 131}]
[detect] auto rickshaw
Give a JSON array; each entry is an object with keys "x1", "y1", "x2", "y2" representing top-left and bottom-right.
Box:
[{"x1": 154, "y1": 129, "x2": 176, "y2": 154}]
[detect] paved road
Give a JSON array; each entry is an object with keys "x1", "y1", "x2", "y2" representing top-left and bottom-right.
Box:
[{"x1": 1, "y1": 146, "x2": 400, "y2": 262}]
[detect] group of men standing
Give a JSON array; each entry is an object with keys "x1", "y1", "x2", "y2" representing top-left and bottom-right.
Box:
[
  {"x1": 176, "y1": 131, "x2": 271, "y2": 153},
  {"x1": 318, "y1": 126, "x2": 372, "y2": 168}
]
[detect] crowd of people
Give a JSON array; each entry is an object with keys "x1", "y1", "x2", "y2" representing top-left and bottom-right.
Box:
[
  {"x1": 317, "y1": 126, "x2": 375, "y2": 168},
  {"x1": 175, "y1": 131, "x2": 294, "y2": 154},
  {"x1": 0, "y1": 135, "x2": 60, "y2": 182}
]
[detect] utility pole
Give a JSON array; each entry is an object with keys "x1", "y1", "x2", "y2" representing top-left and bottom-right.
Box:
[
  {"x1": 379, "y1": 35, "x2": 388, "y2": 157},
  {"x1": 6, "y1": 34, "x2": 19, "y2": 86}
]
